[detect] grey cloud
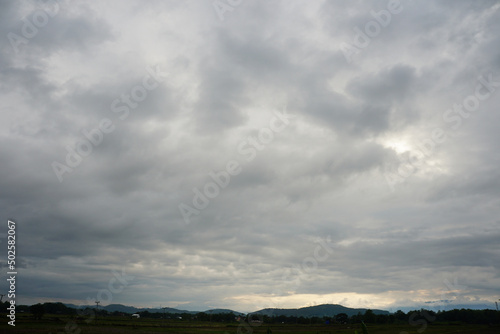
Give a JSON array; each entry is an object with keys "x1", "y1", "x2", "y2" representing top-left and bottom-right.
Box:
[
  {"x1": 193, "y1": 65, "x2": 248, "y2": 132},
  {"x1": 3, "y1": 1, "x2": 113, "y2": 56},
  {"x1": 347, "y1": 65, "x2": 417, "y2": 105}
]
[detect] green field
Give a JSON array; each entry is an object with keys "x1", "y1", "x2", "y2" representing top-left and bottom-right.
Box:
[{"x1": 1, "y1": 314, "x2": 499, "y2": 334}]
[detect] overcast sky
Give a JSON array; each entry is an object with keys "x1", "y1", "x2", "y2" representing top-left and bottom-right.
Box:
[{"x1": 1, "y1": 0, "x2": 500, "y2": 313}]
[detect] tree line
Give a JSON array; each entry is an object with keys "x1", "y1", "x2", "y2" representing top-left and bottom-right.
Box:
[{"x1": 2, "y1": 301, "x2": 499, "y2": 325}]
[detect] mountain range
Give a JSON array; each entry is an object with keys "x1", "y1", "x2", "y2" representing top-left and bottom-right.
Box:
[
  {"x1": 64, "y1": 303, "x2": 198, "y2": 314},
  {"x1": 63, "y1": 303, "x2": 389, "y2": 317},
  {"x1": 251, "y1": 304, "x2": 390, "y2": 317}
]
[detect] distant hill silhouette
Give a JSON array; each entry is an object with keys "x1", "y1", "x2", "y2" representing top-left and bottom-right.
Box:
[
  {"x1": 62, "y1": 303, "x2": 389, "y2": 317},
  {"x1": 205, "y1": 308, "x2": 245, "y2": 316},
  {"x1": 63, "y1": 303, "x2": 243, "y2": 315},
  {"x1": 64, "y1": 303, "x2": 197, "y2": 314},
  {"x1": 251, "y1": 304, "x2": 390, "y2": 317}
]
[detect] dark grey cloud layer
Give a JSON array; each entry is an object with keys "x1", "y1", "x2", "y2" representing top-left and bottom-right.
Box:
[{"x1": 1, "y1": 0, "x2": 499, "y2": 312}]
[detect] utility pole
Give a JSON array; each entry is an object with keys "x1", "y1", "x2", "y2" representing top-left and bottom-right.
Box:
[
  {"x1": 161, "y1": 305, "x2": 167, "y2": 327},
  {"x1": 95, "y1": 300, "x2": 100, "y2": 323}
]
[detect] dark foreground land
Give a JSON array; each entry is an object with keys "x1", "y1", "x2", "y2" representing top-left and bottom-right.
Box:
[{"x1": 1, "y1": 314, "x2": 500, "y2": 334}]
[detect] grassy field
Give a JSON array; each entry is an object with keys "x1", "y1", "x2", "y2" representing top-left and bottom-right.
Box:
[{"x1": 1, "y1": 314, "x2": 499, "y2": 334}]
